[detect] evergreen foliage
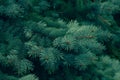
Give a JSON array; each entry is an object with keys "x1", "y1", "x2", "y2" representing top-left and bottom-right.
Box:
[
  {"x1": 19, "y1": 74, "x2": 38, "y2": 80},
  {"x1": 0, "y1": 0, "x2": 120, "y2": 80}
]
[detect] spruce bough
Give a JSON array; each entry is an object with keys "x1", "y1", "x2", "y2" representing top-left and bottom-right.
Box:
[{"x1": 0, "y1": 0, "x2": 120, "y2": 80}]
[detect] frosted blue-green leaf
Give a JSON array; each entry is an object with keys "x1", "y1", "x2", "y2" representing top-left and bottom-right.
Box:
[
  {"x1": 74, "y1": 52, "x2": 98, "y2": 70},
  {"x1": 39, "y1": 48, "x2": 63, "y2": 73},
  {"x1": 19, "y1": 74, "x2": 38, "y2": 80}
]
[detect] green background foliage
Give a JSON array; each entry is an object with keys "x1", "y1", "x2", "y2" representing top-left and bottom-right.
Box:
[{"x1": 0, "y1": 0, "x2": 120, "y2": 80}]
